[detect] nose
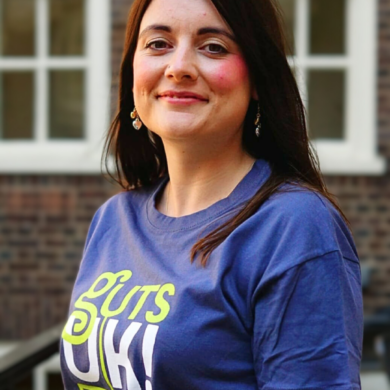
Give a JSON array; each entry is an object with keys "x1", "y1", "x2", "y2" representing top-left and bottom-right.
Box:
[{"x1": 164, "y1": 44, "x2": 198, "y2": 82}]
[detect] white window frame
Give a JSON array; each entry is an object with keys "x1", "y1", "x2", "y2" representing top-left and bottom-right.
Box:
[
  {"x1": 290, "y1": 0, "x2": 385, "y2": 175},
  {"x1": 0, "y1": 0, "x2": 110, "y2": 173}
]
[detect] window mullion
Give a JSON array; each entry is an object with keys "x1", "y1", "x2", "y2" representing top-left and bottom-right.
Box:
[
  {"x1": 345, "y1": 0, "x2": 360, "y2": 147},
  {"x1": 0, "y1": 0, "x2": 3, "y2": 137},
  {"x1": 85, "y1": 0, "x2": 110, "y2": 148},
  {"x1": 301, "y1": 57, "x2": 350, "y2": 68},
  {"x1": 86, "y1": 0, "x2": 94, "y2": 144},
  {"x1": 0, "y1": 72, "x2": 3, "y2": 140},
  {"x1": 46, "y1": 58, "x2": 89, "y2": 68},
  {"x1": 342, "y1": 0, "x2": 352, "y2": 145},
  {"x1": 35, "y1": 0, "x2": 49, "y2": 143},
  {"x1": 0, "y1": 59, "x2": 38, "y2": 69},
  {"x1": 296, "y1": 0, "x2": 309, "y2": 58},
  {"x1": 295, "y1": 0, "x2": 309, "y2": 104},
  {"x1": 346, "y1": 0, "x2": 377, "y2": 155}
]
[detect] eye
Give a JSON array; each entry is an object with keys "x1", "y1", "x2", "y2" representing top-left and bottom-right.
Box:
[
  {"x1": 202, "y1": 43, "x2": 228, "y2": 54},
  {"x1": 145, "y1": 40, "x2": 170, "y2": 50}
]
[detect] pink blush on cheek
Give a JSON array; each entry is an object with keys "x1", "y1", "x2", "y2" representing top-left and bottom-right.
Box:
[
  {"x1": 133, "y1": 58, "x2": 160, "y2": 92},
  {"x1": 211, "y1": 55, "x2": 250, "y2": 90}
]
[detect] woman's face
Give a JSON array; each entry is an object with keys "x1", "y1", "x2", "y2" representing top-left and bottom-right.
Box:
[{"x1": 133, "y1": 0, "x2": 255, "y2": 144}]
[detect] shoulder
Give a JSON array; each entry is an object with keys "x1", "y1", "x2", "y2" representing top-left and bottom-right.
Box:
[
  {"x1": 94, "y1": 178, "x2": 164, "y2": 219},
  {"x1": 271, "y1": 186, "x2": 356, "y2": 257},
  {"x1": 263, "y1": 185, "x2": 339, "y2": 231},
  {"x1": 84, "y1": 179, "x2": 164, "y2": 247},
  {"x1": 236, "y1": 185, "x2": 358, "y2": 275},
  {"x1": 262, "y1": 184, "x2": 345, "y2": 230}
]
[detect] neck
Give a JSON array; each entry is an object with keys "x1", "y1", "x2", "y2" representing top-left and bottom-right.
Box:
[{"x1": 158, "y1": 139, "x2": 256, "y2": 217}]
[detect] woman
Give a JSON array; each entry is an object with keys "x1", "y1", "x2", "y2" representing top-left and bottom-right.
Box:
[{"x1": 61, "y1": 0, "x2": 363, "y2": 389}]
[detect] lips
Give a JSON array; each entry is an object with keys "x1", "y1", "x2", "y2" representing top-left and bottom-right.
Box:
[{"x1": 157, "y1": 91, "x2": 208, "y2": 101}]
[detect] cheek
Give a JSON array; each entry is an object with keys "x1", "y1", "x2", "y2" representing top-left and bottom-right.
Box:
[
  {"x1": 209, "y1": 56, "x2": 250, "y2": 92},
  {"x1": 133, "y1": 56, "x2": 160, "y2": 95}
]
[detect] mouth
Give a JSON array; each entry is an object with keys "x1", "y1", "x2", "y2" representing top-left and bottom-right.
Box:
[{"x1": 157, "y1": 91, "x2": 209, "y2": 102}]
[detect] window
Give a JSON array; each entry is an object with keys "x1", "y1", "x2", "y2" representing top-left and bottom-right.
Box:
[
  {"x1": 279, "y1": 0, "x2": 385, "y2": 174},
  {"x1": 0, "y1": 0, "x2": 110, "y2": 173}
]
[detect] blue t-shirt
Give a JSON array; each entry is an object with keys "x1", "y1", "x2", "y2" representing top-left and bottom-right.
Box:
[{"x1": 60, "y1": 159, "x2": 363, "y2": 390}]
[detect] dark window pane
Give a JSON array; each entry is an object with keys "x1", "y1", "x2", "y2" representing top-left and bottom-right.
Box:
[
  {"x1": 278, "y1": 0, "x2": 296, "y2": 55},
  {"x1": 48, "y1": 373, "x2": 65, "y2": 390},
  {"x1": 50, "y1": 0, "x2": 84, "y2": 56},
  {"x1": 1, "y1": 0, "x2": 35, "y2": 56},
  {"x1": 14, "y1": 371, "x2": 33, "y2": 390},
  {"x1": 308, "y1": 70, "x2": 345, "y2": 139},
  {"x1": 1, "y1": 72, "x2": 34, "y2": 139},
  {"x1": 49, "y1": 70, "x2": 84, "y2": 139},
  {"x1": 310, "y1": 0, "x2": 346, "y2": 54}
]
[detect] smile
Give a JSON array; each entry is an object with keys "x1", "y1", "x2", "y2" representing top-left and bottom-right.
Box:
[{"x1": 157, "y1": 91, "x2": 208, "y2": 105}]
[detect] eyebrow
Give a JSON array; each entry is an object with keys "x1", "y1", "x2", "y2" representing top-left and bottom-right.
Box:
[
  {"x1": 138, "y1": 24, "x2": 236, "y2": 42},
  {"x1": 197, "y1": 27, "x2": 236, "y2": 42},
  {"x1": 139, "y1": 24, "x2": 171, "y2": 39}
]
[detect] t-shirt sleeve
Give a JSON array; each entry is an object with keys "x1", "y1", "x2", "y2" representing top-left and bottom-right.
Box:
[{"x1": 251, "y1": 250, "x2": 363, "y2": 390}]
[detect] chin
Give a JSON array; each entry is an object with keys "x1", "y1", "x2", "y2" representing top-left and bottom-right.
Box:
[
  {"x1": 150, "y1": 113, "x2": 205, "y2": 139},
  {"x1": 153, "y1": 124, "x2": 200, "y2": 140}
]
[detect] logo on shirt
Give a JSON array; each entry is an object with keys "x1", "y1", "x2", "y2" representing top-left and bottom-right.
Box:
[{"x1": 62, "y1": 270, "x2": 176, "y2": 390}]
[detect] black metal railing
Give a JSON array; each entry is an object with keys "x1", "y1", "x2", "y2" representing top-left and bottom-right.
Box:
[
  {"x1": 0, "y1": 322, "x2": 64, "y2": 390},
  {"x1": 361, "y1": 264, "x2": 390, "y2": 380},
  {"x1": 364, "y1": 310, "x2": 390, "y2": 380}
]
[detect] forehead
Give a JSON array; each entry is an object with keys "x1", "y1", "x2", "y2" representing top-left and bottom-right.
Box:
[{"x1": 139, "y1": 0, "x2": 231, "y2": 33}]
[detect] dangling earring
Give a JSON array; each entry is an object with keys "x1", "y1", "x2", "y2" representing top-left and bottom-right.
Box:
[
  {"x1": 130, "y1": 107, "x2": 143, "y2": 130},
  {"x1": 255, "y1": 103, "x2": 261, "y2": 138}
]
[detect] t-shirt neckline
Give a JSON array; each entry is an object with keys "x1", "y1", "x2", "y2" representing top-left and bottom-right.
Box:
[{"x1": 146, "y1": 159, "x2": 270, "y2": 232}]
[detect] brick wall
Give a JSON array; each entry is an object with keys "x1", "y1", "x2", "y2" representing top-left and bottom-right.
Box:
[
  {"x1": 325, "y1": 176, "x2": 390, "y2": 314},
  {"x1": 1, "y1": 0, "x2": 390, "y2": 339},
  {"x1": 0, "y1": 176, "x2": 118, "y2": 339}
]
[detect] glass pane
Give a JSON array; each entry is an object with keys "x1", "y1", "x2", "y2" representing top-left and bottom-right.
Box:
[
  {"x1": 310, "y1": 0, "x2": 346, "y2": 54},
  {"x1": 278, "y1": 0, "x2": 296, "y2": 55},
  {"x1": 49, "y1": 0, "x2": 84, "y2": 56},
  {"x1": 308, "y1": 70, "x2": 345, "y2": 139},
  {"x1": 1, "y1": 72, "x2": 34, "y2": 139},
  {"x1": 49, "y1": 70, "x2": 84, "y2": 139},
  {"x1": 1, "y1": 0, "x2": 35, "y2": 56}
]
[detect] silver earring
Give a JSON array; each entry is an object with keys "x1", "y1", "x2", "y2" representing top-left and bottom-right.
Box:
[
  {"x1": 130, "y1": 107, "x2": 143, "y2": 130},
  {"x1": 255, "y1": 103, "x2": 261, "y2": 138}
]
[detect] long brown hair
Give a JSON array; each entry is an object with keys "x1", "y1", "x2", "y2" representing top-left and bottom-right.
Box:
[{"x1": 104, "y1": 0, "x2": 347, "y2": 266}]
